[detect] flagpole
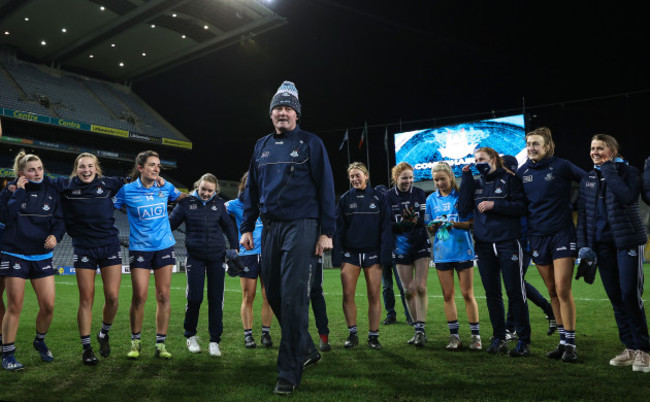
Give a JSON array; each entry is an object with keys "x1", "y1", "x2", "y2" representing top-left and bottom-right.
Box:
[
  {"x1": 346, "y1": 129, "x2": 351, "y2": 167},
  {"x1": 364, "y1": 121, "x2": 371, "y2": 187},
  {"x1": 385, "y1": 126, "x2": 390, "y2": 185}
]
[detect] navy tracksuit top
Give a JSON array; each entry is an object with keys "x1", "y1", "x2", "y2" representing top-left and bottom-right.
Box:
[
  {"x1": 458, "y1": 168, "x2": 527, "y2": 243},
  {"x1": 242, "y1": 125, "x2": 336, "y2": 236},
  {"x1": 516, "y1": 156, "x2": 586, "y2": 236},
  {"x1": 169, "y1": 193, "x2": 238, "y2": 261},
  {"x1": 333, "y1": 186, "x2": 393, "y2": 265},
  {"x1": 51, "y1": 176, "x2": 124, "y2": 248},
  {"x1": 386, "y1": 185, "x2": 428, "y2": 246},
  {"x1": 577, "y1": 162, "x2": 647, "y2": 250},
  {"x1": 0, "y1": 177, "x2": 65, "y2": 255}
]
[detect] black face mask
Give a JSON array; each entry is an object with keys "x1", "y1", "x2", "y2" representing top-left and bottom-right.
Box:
[{"x1": 475, "y1": 163, "x2": 491, "y2": 176}]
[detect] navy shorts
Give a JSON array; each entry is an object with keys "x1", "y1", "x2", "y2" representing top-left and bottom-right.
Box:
[
  {"x1": 528, "y1": 226, "x2": 577, "y2": 265},
  {"x1": 129, "y1": 246, "x2": 176, "y2": 270},
  {"x1": 239, "y1": 254, "x2": 262, "y2": 279},
  {"x1": 435, "y1": 260, "x2": 474, "y2": 272},
  {"x1": 341, "y1": 250, "x2": 380, "y2": 269},
  {"x1": 74, "y1": 243, "x2": 122, "y2": 270},
  {"x1": 0, "y1": 254, "x2": 55, "y2": 279},
  {"x1": 393, "y1": 240, "x2": 431, "y2": 265}
]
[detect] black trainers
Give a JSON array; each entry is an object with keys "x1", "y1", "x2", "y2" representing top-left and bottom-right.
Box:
[
  {"x1": 82, "y1": 348, "x2": 99, "y2": 365},
  {"x1": 413, "y1": 332, "x2": 427, "y2": 348},
  {"x1": 487, "y1": 338, "x2": 509, "y2": 355},
  {"x1": 562, "y1": 344, "x2": 577, "y2": 363},
  {"x1": 546, "y1": 316, "x2": 558, "y2": 336},
  {"x1": 382, "y1": 315, "x2": 397, "y2": 325},
  {"x1": 509, "y1": 341, "x2": 530, "y2": 358},
  {"x1": 260, "y1": 332, "x2": 273, "y2": 348},
  {"x1": 367, "y1": 337, "x2": 382, "y2": 350},
  {"x1": 546, "y1": 343, "x2": 565, "y2": 360},
  {"x1": 244, "y1": 334, "x2": 257, "y2": 349},
  {"x1": 97, "y1": 332, "x2": 110, "y2": 358},
  {"x1": 344, "y1": 333, "x2": 359, "y2": 349},
  {"x1": 303, "y1": 349, "x2": 321, "y2": 368},
  {"x1": 273, "y1": 378, "x2": 295, "y2": 395}
]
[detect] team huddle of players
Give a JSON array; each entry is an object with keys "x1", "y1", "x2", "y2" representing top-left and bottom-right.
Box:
[{"x1": 1, "y1": 126, "x2": 649, "y2": 376}]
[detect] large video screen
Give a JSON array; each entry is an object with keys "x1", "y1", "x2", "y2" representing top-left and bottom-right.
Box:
[{"x1": 394, "y1": 114, "x2": 526, "y2": 181}]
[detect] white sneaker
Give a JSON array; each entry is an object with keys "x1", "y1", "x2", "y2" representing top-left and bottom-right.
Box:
[
  {"x1": 469, "y1": 335, "x2": 482, "y2": 350},
  {"x1": 446, "y1": 335, "x2": 462, "y2": 351},
  {"x1": 209, "y1": 342, "x2": 222, "y2": 357},
  {"x1": 186, "y1": 336, "x2": 201, "y2": 353},
  {"x1": 610, "y1": 348, "x2": 635, "y2": 367},
  {"x1": 632, "y1": 350, "x2": 650, "y2": 372}
]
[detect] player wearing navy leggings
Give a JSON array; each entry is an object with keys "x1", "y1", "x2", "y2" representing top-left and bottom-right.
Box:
[
  {"x1": 517, "y1": 127, "x2": 586, "y2": 362},
  {"x1": 169, "y1": 173, "x2": 237, "y2": 357},
  {"x1": 458, "y1": 147, "x2": 531, "y2": 357},
  {"x1": 577, "y1": 134, "x2": 649, "y2": 372},
  {"x1": 333, "y1": 162, "x2": 391, "y2": 350}
]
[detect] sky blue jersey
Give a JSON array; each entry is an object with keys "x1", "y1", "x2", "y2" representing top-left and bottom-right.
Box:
[
  {"x1": 113, "y1": 178, "x2": 181, "y2": 251},
  {"x1": 225, "y1": 197, "x2": 263, "y2": 256},
  {"x1": 425, "y1": 188, "x2": 474, "y2": 263}
]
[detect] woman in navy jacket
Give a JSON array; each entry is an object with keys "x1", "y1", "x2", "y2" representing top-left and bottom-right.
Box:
[
  {"x1": 517, "y1": 127, "x2": 586, "y2": 363},
  {"x1": 577, "y1": 134, "x2": 649, "y2": 372},
  {"x1": 51, "y1": 153, "x2": 128, "y2": 365},
  {"x1": 169, "y1": 173, "x2": 238, "y2": 357},
  {"x1": 333, "y1": 162, "x2": 391, "y2": 350},
  {"x1": 0, "y1": 151, "x2": 65, "y2": 371},
  {"x1": 458, "y1": 147, "x2": 530, "y2": 357}
]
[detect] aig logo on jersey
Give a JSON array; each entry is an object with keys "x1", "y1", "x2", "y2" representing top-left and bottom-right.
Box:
[{"x1": 137, "y1": 203, "x2": 166, "y2": 220}]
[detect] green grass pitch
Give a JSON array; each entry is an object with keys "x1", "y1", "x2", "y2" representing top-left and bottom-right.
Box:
[{"x1": 2, "y1": 265, "x2": 650, "y2": 401}]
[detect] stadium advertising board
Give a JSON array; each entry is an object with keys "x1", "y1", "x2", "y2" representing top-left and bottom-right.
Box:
[{"x1": 394, "y1": 114, "x2": 526, "y2": 181}]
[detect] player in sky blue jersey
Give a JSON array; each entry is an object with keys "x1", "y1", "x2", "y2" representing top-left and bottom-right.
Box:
[
  {"x1": 425, "y1": 162, "x2": 481, "y2": 351},
  {"x1": 50, "y1": 153, "x2": 127, "y2": 365},
  {"x1": 113, "y1": 150, "x2": 184, "y2": 360},
  {"x1": 0, "y1": 151, "x2": 64, "y2": 371},
  {"x1": 386, "y1": 162, "x2": 431, "y2": 347},
  {"x1": 225, "y1": 171, "x2": 274, "y2": 349}
]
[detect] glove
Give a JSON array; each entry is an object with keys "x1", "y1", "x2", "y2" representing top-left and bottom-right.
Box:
[
  {"x1": 225, "y1": 250, "x2": 248, "y2": 277},
  {"x1": 575, "y1": 247, "x2": 598, "y2": 284}
]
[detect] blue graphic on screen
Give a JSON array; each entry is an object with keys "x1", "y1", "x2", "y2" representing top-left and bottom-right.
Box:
[{"x1": 394, "y1": 114, "x2": 526, "y2": 181}]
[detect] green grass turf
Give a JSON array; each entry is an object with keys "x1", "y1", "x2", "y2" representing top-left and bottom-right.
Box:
[{"x1": 2, "y1": 265, "x2": 650, "y2": 401}]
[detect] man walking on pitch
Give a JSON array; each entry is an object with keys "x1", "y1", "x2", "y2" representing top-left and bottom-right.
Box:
[{"x1": 241, "y1": 81, "x2": 336, "y2": 395}]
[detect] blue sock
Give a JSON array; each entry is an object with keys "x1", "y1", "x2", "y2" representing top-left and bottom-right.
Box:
[
  {"x1": 469, "y1": 322, "x2": 480, "y2": 336},
  {"x1": 447, "y1": 320, "x2": 459, "y2": 336},
  {"x1": 156, "y1": 334, "x2": 166, "y2": 344},
  {"x1": 565, "y1": 330, "x2": 575, "y2": 346},
  {"x1": 81, "y1": 335, "x2": 91, "y2": 350},
  {"x1": 558, "y1": 325, "x2": 566, "y2": 345},
  {"x1": 131, "y1": 332, "x2": 141, "y2": 341},
  {"x1": 348, "y1": 326, "x2": 358, "y2": 335}
]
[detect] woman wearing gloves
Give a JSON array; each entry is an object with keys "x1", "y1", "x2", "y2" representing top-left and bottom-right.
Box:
[
  {"x1": 333, "y1": 162, "x2": 392, "y2": 350},
  {"x1": 517, "y1": 127, "x2": 586, "y2": 362},
  {"x1": 426, "y1": 162, "x2": 481, "y2": 351},
  {"x1": 577, "y1": 134, "x2": 649, "y2": 372},
  {"x1": 0, "y1": 151, "x2": 64, "y2": 370},
  {"x1": 458, "y1": 147, "x2": 531, "y2": 357},
  {"x1": 169, "y1": 173, "x2": 238, "y2": 357},
  {"x1": 386, "y1": 162, "x2": 431, "y2": 347}
]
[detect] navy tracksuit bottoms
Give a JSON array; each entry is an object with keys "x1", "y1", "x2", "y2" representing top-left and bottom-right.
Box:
[
  {"x1": 596, "y1": 242, "x2": 650, "y2": 352},
  {"x1": 262, "y1": 218, "x2": 318, "y2": 387},
  {"x1": 310, "y1": 259, "x2": 329, "y2": 335},
  {"x1": 184, "y1": 254, "x2": 225, "y2": 343},
  {"x1": 475, "y1": 239, "x2": 531, "y2": 343}
]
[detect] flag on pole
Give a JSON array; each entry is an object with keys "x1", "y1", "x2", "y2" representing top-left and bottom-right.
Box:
[
  {"x1": 384, "y1": 127, "x2": 388, "y2": 153},
  {"x1": 338, "y1": 129, "x2": 349, "y2": 151},
  {"x1": 358, "y1": 125, "x2": 366, "y2": 150}
]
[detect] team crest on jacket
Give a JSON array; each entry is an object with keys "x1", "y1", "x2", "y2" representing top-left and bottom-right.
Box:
[
  {"x1": 42, "y1": 203, "x2": 50, "y2": 211},
  {"x1": 290, "y1": 150, "x2": 299, "y2": 157},
  {"x1": 369, "y1": 203, "x2": 377, "y2": 209},
  {"x1": 532, "y1": 250, "x2": 539, "y2": 257},
  {"x1": 211, "y1": 206, "x2": 217, "y2": 211},
  {"x1": 349, "y1": 203, "x2": 357, "y2": 209},
  {"x1": 189, "y1": 204, "x2": 197, "y2": 210},
  {"x1": 97, "y1": 187, "x2": 103, "y2": 194},
  {"x1": 545, "y1": 173, "x2": 554, "y2": 181},
  {"x1": 495, "y1": 188, "x2": 503, "y2": 194},
  {"x1": 158, "y1": 192, "x2": 165, "y2": 198}
]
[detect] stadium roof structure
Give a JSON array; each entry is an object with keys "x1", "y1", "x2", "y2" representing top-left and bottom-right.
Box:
[{"x1": 0, "y1": 0, "x2": 286, "y2": 82}]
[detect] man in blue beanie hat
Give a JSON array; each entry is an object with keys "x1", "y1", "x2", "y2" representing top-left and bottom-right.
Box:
[{"x1": 241, "y1": 81, "x2": 336, "y2": 395}]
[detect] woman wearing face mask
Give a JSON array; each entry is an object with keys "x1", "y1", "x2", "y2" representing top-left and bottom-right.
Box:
[
  {"x1": 49, "y1": 153, "x2": 127, "y2": 365},
  {"x1": 458, "y1": 147, "x2": 530, "y2": 357},
  {"x1": 333, "y1": 162, "x2": 391, "y2": 350},
  {"x1": 0, "y1": 151, "x2": 65, "y2": 370},
  {"x1": 386, "y1": 162, "x2": 431, "y2": 347},
  {"x1": 576, "y1": 134, "x2": 649, "y2": 372},
  {"x1": 113, "y1": 150, "x2": 184, "y2": 360},
  {"x1": 168, "y1": 173, "x2": 237, "y2": 357},
  {"x1": 517, "y1": 127, "x2": 586, "y2": 363},
  {"x1": 425, "y1": 162, "x2": 481, "y2": 351}
]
